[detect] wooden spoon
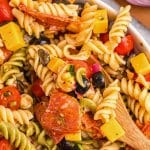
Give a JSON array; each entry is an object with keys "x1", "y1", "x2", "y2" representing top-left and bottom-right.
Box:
[{"x1": 102, "y1": 69, "x2": 150, "y2": 150}]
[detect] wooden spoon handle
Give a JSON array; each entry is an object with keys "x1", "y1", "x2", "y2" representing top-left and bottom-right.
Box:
[
  {"x1": 102, "y1": 68, "x2": 150, "y2": 149},
  {"x1": 116, "y1": 95, "x2": 150, "y2": 150}
]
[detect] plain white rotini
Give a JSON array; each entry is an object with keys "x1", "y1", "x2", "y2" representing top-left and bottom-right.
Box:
[
  {"x1": 9, "y1": 0, "x2": 78, "y2": 17},
  {"x1": 65, "y1": 3, "x2": 98, "y2": 46},
  {"x1": 92, "y1": 89, "x2": 103, "y2": 105},
  {"x1": 127, "y1": 97, "x2": 150, "y2": 124},
  {"x1": 105, "y1": 5, "x2": 132, "y2": 51},
  {"x1": 84, "y1": 39, "x2": 125, "y2": 71},
  {"x1": 63, "y1": 45, "x2": 91, "y2": 60},
  {"x1": 0, "y1": 105, "x2": 33, "y2": 125},
  {"x1": 29, "y1": 44, "x2": 64, "y2": 58},
  {"x1": 9, "y1": 0, "x2": 36, "y2": 8},
  {"x1": 12, "y1": 8, "x2": 44, "y2": 38},
  {"x1": 85, "y1": 39, "x2": 110, "y2": 55},
  {"x1": 57, "y1": 64, "x2": 76, "y2": 92},
  {"x1": 94, "y1": 80, "x2": 120, "y2": 123},
  {"x1": 135, "y1": 74, "x2": 150, "y2": 89},
  {"x1": 120, "y1": 78, "x2": 150, "y2": 113},
  {"x1": 28, "y1": 47, "x2": 56, "y2": 96},
  {"x1": 98, "y1": 52, "x2": 126, "y2": 71},
  {"x1": 34, "y1": 2, "x2": 78, "y2": 17},
  {"x1": 103, "y1": 66, "x2": 121, "y2": 77},
  {"x1": 100, "y1": 141, "x2": 121, "y2": 150}
]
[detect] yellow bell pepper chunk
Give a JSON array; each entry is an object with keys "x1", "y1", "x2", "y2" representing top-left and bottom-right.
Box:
[
  {"x1": 0, "y1": 22, "x2": 25, "y2": 51},
  {"x1": 47, "y1": 57, "x2": 65, "y2": 73},
  {"x1": 65, "y1": 131, "x2": 81, "y2": 141},
  {"x1": 131, "y1": 53, "x2": 150, "y2": 75},
  {"x1": 93, "y1": 9, "x2": 108, "y2": 34},
  {"x1": 101, "y1": 118, "x2": 125, "y2": 142}
]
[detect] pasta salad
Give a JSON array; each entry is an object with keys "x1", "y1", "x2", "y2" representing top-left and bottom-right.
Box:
[{"x1": 0, "y1": 0, "x2": 150, "y2": 149}]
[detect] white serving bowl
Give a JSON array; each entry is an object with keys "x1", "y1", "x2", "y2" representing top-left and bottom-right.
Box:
[{"x1": 92, "y1": 0, "x2": 150, "y2": 60}]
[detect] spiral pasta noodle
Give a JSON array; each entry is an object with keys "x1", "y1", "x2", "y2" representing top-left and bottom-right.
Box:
[
  {"x1": 28, "y1": 48, "x2": 56, "y2": 96},
  {"x1": 85, "y1": 39, "x2": 110, "y2": 55},
  {"x1": 57, "y1": 64, "x2": 76, "y2": 92},
  {"x1": 9, "y1": 0, "x2": 78, "y2": 17},
  {"x1": 79, "y1": 139, "x2": 100, "y2": 150},
  {"x1": 94, "y1": 80, "x2": 120, "y2": 123},
  {"x1": 63, "y1": 44, "x2": 91, "y2": 60},
  {"x1": 19, "y1": 121, "x2": 57, "y2": 149},
  {"x1": 12, "y1": 8, "x2": 45, "y2": 39},
  {"x1": 120, "y1": 78, "x2": 150, "y2": 113},
  {"x1": 100, "y1": 141, "x2": 122, "y2": 150},
  {"x1": 98, "y1": 52, "x2": 126, "y2": 71},
  {"x1": 37, "y1": 130, "x2": 57, "y2": 149},
  {"x1": 29, "y1": 44, "x2": 64, "y2": 58},
  {"x1": 92, "y1": 89, "x2": 103, "y2": 105},
  {"x1": 127, "y1": 97, "x2": 150, "y2": 124},
  {"x1": 34, "y1": 2, "x2": 78, "y2": 17},
  {"x1": 9, "y1": 0, "x2": 36, "y2": 9},
  {"x1": 0, "y1": 105, "x2": 33, "y2": 125},
  {"x1": 65, "y1": 3, "x2": 98, "y2": 46},
  {"x1": 135, "y1": 74, "x2": 150, "y2": 89},
  {"x1": 0, "y1": 121, "x2": 35, "y2": 150},
  {"x1": 105, "y1": 5, "x2": 132, "y2": 51},
  {"x1": 0, "y1": 48, "x2": 26, "y2": 84},
  {"x1": 84, "y1": 39, "x2": 125, "y2": 71}
]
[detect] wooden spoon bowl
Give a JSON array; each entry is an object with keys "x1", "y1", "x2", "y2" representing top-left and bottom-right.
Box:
[
  {"x1": 116, "y1": 95, "x2": 150, "y2": 150},
  {"x1": 102, "y1": 69, "x2": 150, "y2": 150}
]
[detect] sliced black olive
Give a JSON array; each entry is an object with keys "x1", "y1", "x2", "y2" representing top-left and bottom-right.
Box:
[
  {"x1": 92, "y1": 72, "x2": 105, "y2": 89},
  {"x1": 76, "y1": 76, "x2": 90, "y2": 94},
  {"x1": 16, "y1": 80, "x2": 27, "y2": 94},
  {"x1": 38, "y1": 49, "x2": 50, "y2": 66},
  {"x1": 29, "y1": 36, "x2": 50, "y2": 45},
  {"x1": 68, "y1": 91, "x2": 77, "y2": 98},
  {"x1": 57, "y1": 139, "x2": 75, "y2": 150}
]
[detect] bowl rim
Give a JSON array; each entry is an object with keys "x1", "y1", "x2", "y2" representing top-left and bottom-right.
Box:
[{"x1": 93, "y1": 0, "x2": 150, "y2": 59}]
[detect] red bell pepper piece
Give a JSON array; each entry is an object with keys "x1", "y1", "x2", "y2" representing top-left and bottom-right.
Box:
[{"x1": 115, "y1": 35, "x2": 134, "y2": 55}]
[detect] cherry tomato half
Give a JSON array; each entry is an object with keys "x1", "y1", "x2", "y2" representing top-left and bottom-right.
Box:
[
  {"x1": 31, "y1": 79, "x2": 45, "y2": 97},
  {"x1": 115, "y1": 35, "x2": 134, "y2": 55},
  {"x1": 0, "y1": 86, "x2": 21, "y2": 110},
  {"x1": 0, "y1": 139, "x2": 13, "y2": 150}
]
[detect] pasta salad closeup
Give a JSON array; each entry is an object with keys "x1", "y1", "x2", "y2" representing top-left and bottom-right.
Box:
[{"x1": 0, "y1": 0, "x2": 150, "y2": 149}]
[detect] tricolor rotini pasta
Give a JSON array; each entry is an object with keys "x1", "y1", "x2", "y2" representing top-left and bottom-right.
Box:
[
  {"x1": 120, "y1": 78, "x2": 150, "y2": 113},
  {"x1": 0, "y1": 121, "x2": 35, "y2": 150},
  {"x1": 0, "y1": 0, "x2": 148, "y2": 149},
  {"x1": 105, "y1": 5, "x2": 132, "y2": 51},
  {"x1": 94, "y1": 80, "x2": 120, "y2": 123},
  {"x1": 127, "y1": 97, "x2": 150, "y2": 124},
  {"x1": 65, "y1": 3, "x2": 98, "y2": 46},
  {"x1": 0, "y1": 48, "x2": 26, "y2": 85},
  {"x1": 0, "y1": 105, "x2": 33, "y2": 125},
  {"x1": 28, "y1": 47, "x2": 56, "y2": 96},
  {"x1": 12, "y1": 8, "x2": 45, "y2": 38}
]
